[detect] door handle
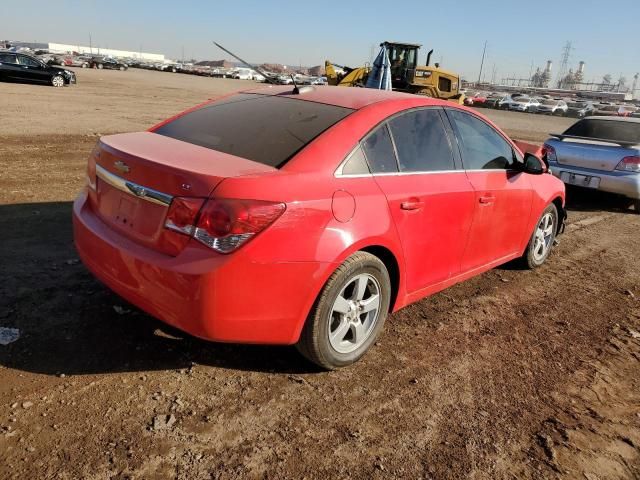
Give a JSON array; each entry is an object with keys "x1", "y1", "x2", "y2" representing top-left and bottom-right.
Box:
[
  {"x1": 479, "y1": 195, "x2": 495, "y2": 205},
  {"x1": 400, "y1": 199, "x2": 424, "y2": 211}
]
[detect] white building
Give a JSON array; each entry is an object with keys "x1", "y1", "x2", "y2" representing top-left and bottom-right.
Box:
[{"x1": 47, "y1": 42, "x2": 165, "y2": 62}]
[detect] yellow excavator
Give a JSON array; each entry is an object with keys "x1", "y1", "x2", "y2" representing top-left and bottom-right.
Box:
[{"x1": 326, "y1": 41, "x2": 464, "y2": 104}]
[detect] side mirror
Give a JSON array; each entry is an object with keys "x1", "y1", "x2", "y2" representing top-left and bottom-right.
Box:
[{"x1": 522, "y1": 153, "x2": 545, "y2": 175}]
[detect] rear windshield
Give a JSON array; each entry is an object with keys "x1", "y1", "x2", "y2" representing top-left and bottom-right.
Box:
[
  {"x1": 154, "y1": 93, "x2": 353, "y2": 167},
  {"x1": 564, "y1": 119, "x2": 640, "y2": 143}
]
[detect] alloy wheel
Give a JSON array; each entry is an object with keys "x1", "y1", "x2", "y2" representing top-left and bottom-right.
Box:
[
  {"x1": 52, "y1": 76, "x2": 64, "y2": 87},
  {"x1": 533, "y1": 212, "x2": 555, "y2": 262},
  {"x1": 328, "y1": 273, "x2": 381, "y2": 354}
]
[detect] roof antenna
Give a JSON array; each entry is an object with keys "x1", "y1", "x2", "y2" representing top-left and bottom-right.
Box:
[{"x1": 290, "y1": 74, "x2": 299, "y2": 94}]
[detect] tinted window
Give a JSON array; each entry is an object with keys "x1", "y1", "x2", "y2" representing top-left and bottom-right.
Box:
[
  {"x1": 17, "y1": 56, "x2": 40, "y2": 67},
  {"x1": 154, "y1": 94, "x2": 353, "y2": 168},
  {"x1": 387, "y1": 109, "x2": 455, "y2": 172},
  {"x1": 341, "y1": 146, "x2": 370, "y2": 175},
  {"x1": 564, "y1": 119, "x2": 640, "y2": 143},
  {"x1": 447, "y1": 110, "x2": 515, "y2": 170},
  {"x1": 361, "y1": 125, "x2": 398, "y2": 173},
  {"x1": 0, "y1": 54, "x2": 17, "y2": 64}
]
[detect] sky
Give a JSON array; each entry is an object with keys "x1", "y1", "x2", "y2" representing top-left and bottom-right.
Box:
[{"x1": 3, "y1": 0, "x2": 640, "y2": 85}]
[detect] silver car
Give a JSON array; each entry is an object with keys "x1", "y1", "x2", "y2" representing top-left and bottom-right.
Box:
[
  {"x1": 536, "y1": 99, "x2": 568, "y2": 116},
  {"x1": 544, "y1": 117, "x2": 640, "y2": 212}
]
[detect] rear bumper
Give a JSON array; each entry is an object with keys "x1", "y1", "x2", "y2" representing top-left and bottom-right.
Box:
[
  {"x1": 549, "y1": 161, "x2": 640, "y2": 199},
  {"x1": 72, "y1": 190, "x2": 327, "y2": 345}
]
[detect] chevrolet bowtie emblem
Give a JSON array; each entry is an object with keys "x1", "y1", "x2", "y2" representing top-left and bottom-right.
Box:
[
  {"x1": 114, "y1": 160, "x2": 130, "y2": 173},
  {"x1": 126, "y1": 183, "x2": 147, "y2": 198}
]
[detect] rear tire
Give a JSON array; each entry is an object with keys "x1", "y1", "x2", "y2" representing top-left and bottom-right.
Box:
[
  {"x1": 521, "y1": 204, "x2": 558, "y2": 269},
  {"x1": 296, "y1": 252, "x2": 391, "y2": 370}
]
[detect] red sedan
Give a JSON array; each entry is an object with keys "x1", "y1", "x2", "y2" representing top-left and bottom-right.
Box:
[{"x1": 73, "y1": 86, "x2": 566, "y2": 369}]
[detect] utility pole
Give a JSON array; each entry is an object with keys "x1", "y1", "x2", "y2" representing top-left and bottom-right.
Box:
[
  {"x1": 555, "y1": 41, "x2": 573, "y2": 88},
  {"x1": 491, "y1": 64, "x2": 497, "y2": 85},
  {"x1": 477, "y1": 40, "x2": 487, "y2": 86}
]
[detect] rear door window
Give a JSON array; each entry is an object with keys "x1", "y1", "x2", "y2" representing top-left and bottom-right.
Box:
[
  {"x1": 0, "y1": 53, "x2": 17, "y2": 64},
  {"x1": 361, "y1": 125, "x2": 398, "y2": 173},
  {"x1": 154, "y1": 94, "x2": 353, "y2": 168},
  {"x1": 387, "y1": 108, "x2": 455, "y2": 172}
]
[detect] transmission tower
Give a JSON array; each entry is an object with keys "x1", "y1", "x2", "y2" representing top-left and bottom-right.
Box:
[
  {"x1": 555, "y1": 41, "x2": 573, "y2": 88},
  {"x1": 632, "y1": 73, "x2": 639, "y2": 99}
]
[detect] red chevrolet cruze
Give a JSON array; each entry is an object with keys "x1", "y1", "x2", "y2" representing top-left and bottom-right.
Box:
[{"x1": 73, "y1": 85, "x2": 566, "y2": 369}]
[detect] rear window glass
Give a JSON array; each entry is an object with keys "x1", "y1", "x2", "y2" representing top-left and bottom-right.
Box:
[
  {"x1": 564, "y1": 119, "x2": 640, "y2": 143},
  {"x1": 154, "y1": 94, "x2": 353, "y2": 168}
]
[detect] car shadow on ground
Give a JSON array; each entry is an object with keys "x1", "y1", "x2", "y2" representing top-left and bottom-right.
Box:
[
  {"x1": 564, "y1": 185, "x2": 637, "y2": 213},
  {"x1": 0, "y1": 201, "x2": 320, "y2": 377}
]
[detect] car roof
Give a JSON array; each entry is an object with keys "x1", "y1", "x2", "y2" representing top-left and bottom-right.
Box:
[
  {"x1": 581, "y1": 116, "x2": 640, "y2": 123},
  {"x1": 241, "y1": 85, "x2": 440, "y2": 110}
]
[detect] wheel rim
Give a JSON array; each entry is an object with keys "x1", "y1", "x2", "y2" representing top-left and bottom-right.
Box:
[
  {"x1": 52, "y1": 76, "x2": 64, "y2": 87},
  {"x1": 328, "y1": 273, "x2": 381, "y2": 354},
  {"x1": 533, "y1": 212, "x2": 555, "y2": 262}
]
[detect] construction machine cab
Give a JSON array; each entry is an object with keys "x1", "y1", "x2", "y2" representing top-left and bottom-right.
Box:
[{"x1": 383, "y1": 41, "x2": 420, "y2": 90}]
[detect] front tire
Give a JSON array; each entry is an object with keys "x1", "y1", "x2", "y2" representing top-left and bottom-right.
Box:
[
  {"x1": 51, "y1": 75, "x2": 65, "y2": 87},
  {"x1": 633, "y1": 199, "x2": 640, "y2": 214},
  {"x1": 521, "y1": 204, "x2": 558, "y2": 269},
  {"x1": 97, "y1": 63, "x2": 103, "y2": 69},
  {"x1": 296, "y1": 252, "x2": 391, "y2": 369}
]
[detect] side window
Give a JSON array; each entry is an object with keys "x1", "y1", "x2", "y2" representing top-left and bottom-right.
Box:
[
  {"x1": 341, "y1": 146, "x2": 370, "y2": 175},
  {"x1": 0, "y1": 54, "x2": 18, "y2": 64},
  {"x1": 361, "y1": 125, "x2": 398, "y2": 173},
  {"x1": 387, "y1": 109, "x2": 455, "y2": 172},
  {"x1": 447, "y1": 110, "x2": 515, "y2": 170},
  {"x1": 438, "y1": 76, "x2": 452, "y2": 92},
  {"x1": 17, "y1": 56, "x2": 39, "y2": 67}
]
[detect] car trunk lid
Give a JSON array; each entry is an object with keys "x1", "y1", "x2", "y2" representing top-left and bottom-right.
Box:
[
  {"x1": 552, "y1": 137, "x2": 640, "y2": 172},
  {"x1": 90, "y1": 132, "x2": 276, "y2": 254}
]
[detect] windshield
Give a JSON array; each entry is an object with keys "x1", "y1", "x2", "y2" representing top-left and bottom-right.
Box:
[
  {"x1": 568, "y1": 102, "x2": 587, "y2": 108},
  {"x1": 541, "y1": 100, "x2": 558, "y2": 106},
  {"x1": 154, "y1": 93, "x2": 354, "y2": 168},
  {"x1": 563, "y1": 119, "x2": 640, "y2": 143}
]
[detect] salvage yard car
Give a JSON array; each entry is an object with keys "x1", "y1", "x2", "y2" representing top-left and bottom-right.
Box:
[
  {"x1": 544, "y1": 117, "x2": 640, "y2": 211},
  {"x1": 536, "y1": 99, "x2": 568, "y2": 116},
  {"x1": 73, "y1": 86, "x2": 566, "y2": 369},
  {"x1": 0, "y1": 51, "x2": 76, "y2": 87},
  {"x1": 509, "y1": 97, "x2": 540, "y2": 113}
]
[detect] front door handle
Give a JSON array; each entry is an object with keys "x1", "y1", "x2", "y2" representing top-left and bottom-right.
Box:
[
  {"x1": 479, "y1": 195, "x2": 495, "y2": 205},
  {"x1": 400, "y1": 199, "x2": 424, "y2": 211}
]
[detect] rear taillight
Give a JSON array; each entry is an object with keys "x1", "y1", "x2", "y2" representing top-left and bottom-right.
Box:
[
  {"x1": 164, "y1": 198, "x2": 285, "y2": 254},
  {"x1": 164, "y1": 197, "x2": 205, "y2": 235},
  {"x1": 542, "y1": 144, "x2": 557, "y2": 162},
  {"x1": 615, "y1": 156, "x2": 640, "y2": 172}
]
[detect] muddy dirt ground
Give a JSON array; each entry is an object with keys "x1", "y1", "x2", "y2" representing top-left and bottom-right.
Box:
[{"x1": 0, "y1": 69, "x2": 639, "y2": 479}]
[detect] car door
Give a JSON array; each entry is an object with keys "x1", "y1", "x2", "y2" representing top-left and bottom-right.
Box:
[
  {"x1": 16, "y1": 55, "x2": 49, "y2": 83},
  {"x1": 363, "y1": 108, "x2": 476, "y2": 294},
  {"x1": 444, "y1": 109, "x2": 533, "y2": 272},
  {"x1": 0, "y1": 53, "x2": 22, "y2": 81}
]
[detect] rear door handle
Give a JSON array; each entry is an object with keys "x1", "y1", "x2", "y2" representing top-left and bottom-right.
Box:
[
  {"x1": 400, "y1": 199, "x2": 424, "y2": 211},
  {"x1": 479, "y1": 195, "x2": 495, "y2": 205}
]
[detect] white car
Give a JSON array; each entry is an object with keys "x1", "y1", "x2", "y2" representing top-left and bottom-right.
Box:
[
  {"x1": 509, "y1": 97, "x2": 541, "y2": 113},
  {"x1": 537, "y1": 99, "x2": 568, "y2": 115}
]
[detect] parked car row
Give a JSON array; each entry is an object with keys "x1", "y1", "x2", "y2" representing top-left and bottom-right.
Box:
[{"x1": 466, "y1": 90, "x2": 639, "y2": 118}]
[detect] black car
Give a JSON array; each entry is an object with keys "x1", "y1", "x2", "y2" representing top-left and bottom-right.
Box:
[
  {"x1": 89, "y1": 57, "x2": 128, "y2": 70},
  {"x1": 0, "y1": 52, "x2": 76, "y2": 87},
  {"x1": 566, "y1": 101, "x2": 596, "y2": 118}
]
